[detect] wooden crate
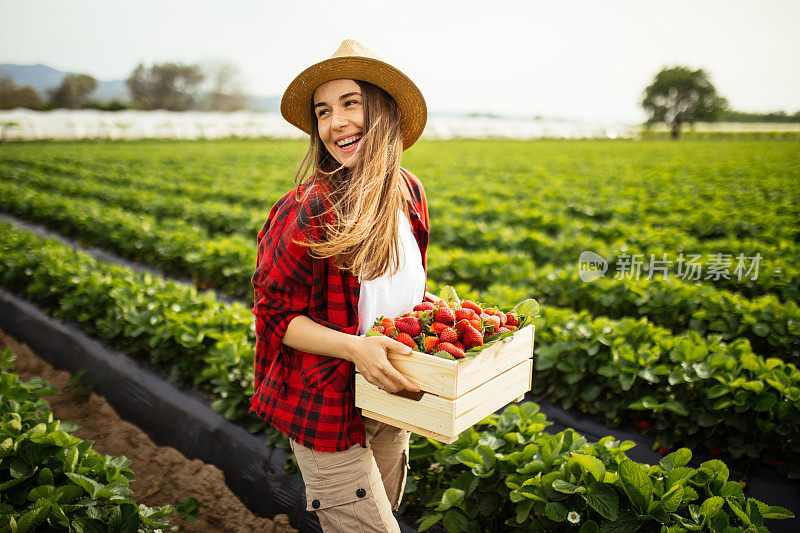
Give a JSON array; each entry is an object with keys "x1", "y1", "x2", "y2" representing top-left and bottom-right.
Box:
[{"x1": 355, "y1": 325, "x2": 534, "y2": 443}]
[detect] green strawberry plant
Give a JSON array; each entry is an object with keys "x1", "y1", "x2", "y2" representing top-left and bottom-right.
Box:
[
  {"x1": 403, "y1": 402, "x2": 794, "y2": 532},
  {"x1": 0, "y1": 349, "x2": 174, "y2": 532}
]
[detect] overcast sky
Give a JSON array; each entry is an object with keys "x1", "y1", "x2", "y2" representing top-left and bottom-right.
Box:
[{"x1": 2, "y1": 0, "x2": 799, "y2": 123}]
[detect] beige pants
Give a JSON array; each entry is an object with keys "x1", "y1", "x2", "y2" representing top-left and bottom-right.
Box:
[{"x1": 289, "y1": 417, "x2": 411, "y2": 533}]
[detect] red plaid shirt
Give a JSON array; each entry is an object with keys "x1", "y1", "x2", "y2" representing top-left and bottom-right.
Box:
[{"x1": 249, "y1": 168, "x2": 430, "y2": 452}]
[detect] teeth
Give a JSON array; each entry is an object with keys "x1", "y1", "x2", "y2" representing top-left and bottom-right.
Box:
[{"x1": 336, "y1": 135, "x2": 361, "y2": 147}]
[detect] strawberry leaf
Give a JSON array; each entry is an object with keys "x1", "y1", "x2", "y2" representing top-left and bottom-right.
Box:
[
  {"x1": 512, "y1": 298, "x2": 541, "y2": 328},
  {"x1": 439, "y1": 285, "x2": 461, "y2": 307}
]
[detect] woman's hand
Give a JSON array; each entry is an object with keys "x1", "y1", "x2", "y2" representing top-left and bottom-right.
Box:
[
  {"x1": 349, "y1": 335, "x2": 421, "y2": 394},
  {"x1": 282, "y1": 315, "x2": 421, "y2": 393}
]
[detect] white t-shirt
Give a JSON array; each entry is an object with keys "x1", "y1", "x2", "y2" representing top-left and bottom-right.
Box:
[{"x1": 358, "y1": 209, "x2": 426, "y2": 335}]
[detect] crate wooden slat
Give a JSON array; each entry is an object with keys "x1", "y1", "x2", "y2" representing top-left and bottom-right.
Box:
[
  {"x1": 357, "y1": 358, "x2": 532, "y2": 443},
  {"x1": 383, "y1": 324, "x2": 534, "y2": 400},
  {"x1": 355, "y1": 325, "x2": 535, "y2": 443}
]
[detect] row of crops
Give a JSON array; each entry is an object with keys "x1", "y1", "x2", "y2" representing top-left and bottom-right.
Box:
[
  {"x1": 1, "y1": 166, "x2": 798, "y2": 360},
  {"x1": 1, "y1": 138, "x2": 798, "y2": 531}
]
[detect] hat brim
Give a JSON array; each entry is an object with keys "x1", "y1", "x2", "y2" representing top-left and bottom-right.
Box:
[{"x1": 280, "y1": 56, "x2": 427, "y2": 150}]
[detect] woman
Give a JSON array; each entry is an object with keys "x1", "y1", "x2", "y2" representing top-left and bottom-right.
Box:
[{"x1": 250, "y1": 40, "x2": 434, "y2": 532}]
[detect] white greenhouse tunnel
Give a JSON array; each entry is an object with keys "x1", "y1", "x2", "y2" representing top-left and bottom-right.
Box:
[{"x1": 1, "y1": 109, "x2": 798, "y2": 141}]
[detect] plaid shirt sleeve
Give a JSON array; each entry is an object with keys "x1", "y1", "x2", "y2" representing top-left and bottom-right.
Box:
[{"x1": 251, "y1": 190, "x2": 315, "y2": 386}]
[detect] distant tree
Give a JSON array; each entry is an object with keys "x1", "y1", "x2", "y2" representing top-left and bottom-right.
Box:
[
  {"x1": 127, "y1": 62, "x2": 204, "y2": 111},
  {"x1": 47, "y1": 73, "x2": 98, "y2": 109},
  {"x1": 126, "y1": 64, "x2": 152, "y2": 109},
  {"x1": 87, "y1": 100, "x2": 128, "y2": 111},
  {"x1": 199, "y1": 58, "x2": 247, "y2": 111},
  {"x1": 0, "y1": 76, "x2": 43, "y2": 109},
  {"x1": 641, "y1": 66, "x2": 728, "y2": 138}
]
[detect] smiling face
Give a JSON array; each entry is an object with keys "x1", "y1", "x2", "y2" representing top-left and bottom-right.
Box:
[{"x1": 313, "y1": 79, "x2": 365, "y2": 168}]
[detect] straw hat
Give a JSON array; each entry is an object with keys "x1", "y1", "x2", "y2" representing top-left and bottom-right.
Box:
[{"x1": 280, "y1": 39, "x2": 427, "y2": 150}]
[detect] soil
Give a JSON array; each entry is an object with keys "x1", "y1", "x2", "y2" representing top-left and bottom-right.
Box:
[{"x1": 0, "y1": 326, "x2": 298, "y2": 533}]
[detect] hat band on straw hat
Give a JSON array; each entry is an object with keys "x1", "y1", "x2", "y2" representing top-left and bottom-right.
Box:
[{"x1": 281, "y1": 40, "x2": 426, "y2": 150}]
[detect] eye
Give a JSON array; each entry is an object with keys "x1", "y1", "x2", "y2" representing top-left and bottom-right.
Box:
[
  {"x1": 345, "y1": 99, "x2": 360, "y2": 107},
  {"x1": 316, "y1": 108, "x2": 329, "y2": 118}
]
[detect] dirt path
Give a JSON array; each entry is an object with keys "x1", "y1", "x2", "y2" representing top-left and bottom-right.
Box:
[{"x1": 0, "y1": 327, "x2": 298, "y2": 533}]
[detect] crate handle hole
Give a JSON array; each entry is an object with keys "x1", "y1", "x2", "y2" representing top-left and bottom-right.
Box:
[{"x1": 389, "y1": 389, "x2": 425, "y2": 402}]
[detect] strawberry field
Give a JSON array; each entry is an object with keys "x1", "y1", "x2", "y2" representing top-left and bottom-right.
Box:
[{"x1": 1, "y1": 137, "x2": 798, "y2": 532}]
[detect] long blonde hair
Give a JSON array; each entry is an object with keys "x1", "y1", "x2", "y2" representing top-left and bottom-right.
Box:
[{"x1": 293, "y1": 80, "x2": 409, "y2": 281}]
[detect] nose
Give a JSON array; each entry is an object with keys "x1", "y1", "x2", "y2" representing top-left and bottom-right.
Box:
[{"x1": 331, "y1": 108, "x2": 348, "y2": 130}]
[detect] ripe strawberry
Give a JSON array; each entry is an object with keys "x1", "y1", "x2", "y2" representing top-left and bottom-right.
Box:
[
  {"x1": 496, "y1": 311, "x2": 507, "y2": 327},
  {"x1": 470, "y1": 318, "x2": 482, "y2": 330},
  {"x1": 381, "y1": 317, "x2": 394, "y2": 329},
  {"x1": 462, "y1": 325, "x2": 483, "y2": 349},
  {"x1": 395, "y1": 332, "x2": 417, "y2": 349},
  {"x1": 505, "y1": 312, "x2": 519, "y2": 327},
  {"x1": 708, "y1": 447, "x2": 721, "y2": 456},
  {"x1": 483, "y1": 314, "x2": 501, "y2": 332},
  {"x1": 461, "y1": 300, "x2": 483, "y2": 314},
  {"x1": 434, "y1": 306, "x2": 456, "y2": 325},
  {"x1": 431, "y1": 322, "x2": 449, "y2": 335},
  {"x1": 395, "y1": 316, "x2": 422, "y2": 337},
  {"x1": 455, "y1": 307, "x2": 477, "y2": 321},
  {"x1": 657, "y1": 447, "x2": 669, "y2": 456},
  {"x1": 437, "y1": 342, "x2": 466, "y2": 359},
  {"x1": 423, "y1": 336, "x2": 439, "y2": 352},
  {"x1": 383, "y1": 325, "x2": 397, "y2": 338},
  {"x1": 414, "y1": 302, "x2": 436, "y2": 311},
  {"x1": 497, "y1": 327, "x2": 512, "y2": 334},
  {"x1": 454, "y1": 319, "x2": 471, "y2": 336},
  {"x1": 439, "y1": 327, "x2": 458, "y2": 344},
  {"x1": 377, "y1": 325, "x2": 385, "y2": 334},
  {"x1": 505, "y1": 325, "x2": 518, "y2": 331},
  {"x1": 453, "y1": 340, "x2": 465, "y2": 352},
  {"x1": 635, "y1": 420, "x2": 650, "y2": 430}
]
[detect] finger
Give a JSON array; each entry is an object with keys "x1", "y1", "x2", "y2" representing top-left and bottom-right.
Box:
[
  {"x1": 364, "y1": 370, "x2": 389, "y2": 391},
  {"x1": 383, "y1": 367, "x2": 420, "y2": 393},
  {"x1": 375, "y1": 354, "x2": 419, "y2": 392},
  {"x1": 384, "y1": 337, "x2": 412, "y2": 355},
  {"x1": 371, "y1": 373, "x2": 395, "y2": 393},
  {"x1": 371, "y1": 367, "x2": 401, "y2": 393}
]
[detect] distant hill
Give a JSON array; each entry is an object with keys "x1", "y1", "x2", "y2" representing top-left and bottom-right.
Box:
[
  {"x1": 0, "y1": 63, "x2": 281, "y2": 111},
  {"x1": 0, "y1": 63, "x2": 131, "y2": 104},
  {"x1": 0, "y1": 64, "x2": 64, "y2": 92}
]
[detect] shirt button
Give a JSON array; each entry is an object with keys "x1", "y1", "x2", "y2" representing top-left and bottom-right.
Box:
[
  {"x1": 312, "y1": 499, "x2": 320, "y2": 509},
  {"x1": 356, "y1": 488, "x2": 366, "y2": 498}
]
